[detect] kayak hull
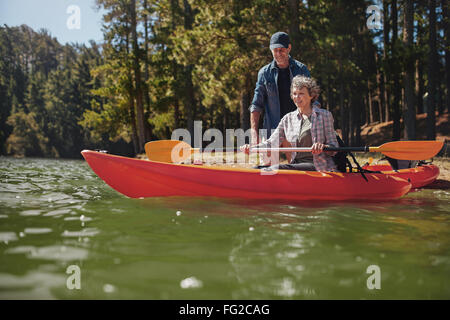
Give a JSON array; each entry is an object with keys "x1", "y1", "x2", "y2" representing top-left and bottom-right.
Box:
[
  {"x1": 363, "y1": 164, "x2": 439, "y2": 189},
  {"x1": 81, "y1": 150, "x2": 411, "y2": 201}
]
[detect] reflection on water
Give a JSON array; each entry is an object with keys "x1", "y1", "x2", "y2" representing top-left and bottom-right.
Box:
[{"x1": 0, "y1": 157, "x2": 449, "y2": 299}]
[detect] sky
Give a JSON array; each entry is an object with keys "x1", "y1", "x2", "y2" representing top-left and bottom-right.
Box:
[{"x1": 0, "y1": 0, "x2": 105, "y2": 45}]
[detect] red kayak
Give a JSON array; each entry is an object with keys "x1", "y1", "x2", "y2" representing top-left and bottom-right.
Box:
[
  {"x1": 362, "y1": 164, "x2": 440, "y2": 189},
  {"x1": 81, "y1": 150, "x2": 411, "y2": 201}
]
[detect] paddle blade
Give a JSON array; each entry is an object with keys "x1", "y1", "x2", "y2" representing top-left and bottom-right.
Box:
[
  {"x1": 376, "y1": 140, "x2": 444, "y2": 160},
  {"x1": 145, "y1": 140, "x2": 193, "y2": 163}
]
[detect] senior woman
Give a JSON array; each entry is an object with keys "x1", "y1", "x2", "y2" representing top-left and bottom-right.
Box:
[{"x1": 241, "y1": 75, "x2": 339, "y2": 172}]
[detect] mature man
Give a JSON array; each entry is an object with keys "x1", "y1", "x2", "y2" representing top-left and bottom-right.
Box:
[{"x1": 249, "y1": 32, "x2": 312, "y2": 145}]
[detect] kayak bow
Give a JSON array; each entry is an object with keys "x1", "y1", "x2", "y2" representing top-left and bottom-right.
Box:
[{"x1": 363, "y1": 164, "x2": 440, "y2": 189}]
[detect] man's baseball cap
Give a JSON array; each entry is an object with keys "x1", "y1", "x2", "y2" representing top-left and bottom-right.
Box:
[{"x1": 269, "y1": 32, "x2": 290, "y2": 50}]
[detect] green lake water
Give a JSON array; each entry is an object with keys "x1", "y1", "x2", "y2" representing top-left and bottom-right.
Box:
[{"x1": 0, "y1": 157, "x2": 449, "y2": 299}]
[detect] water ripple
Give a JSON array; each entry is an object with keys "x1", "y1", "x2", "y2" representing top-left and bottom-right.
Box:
[
  {"x1": 6, "y1": 245, "x2": 88, "y2": 261},
  {"x1": 0, "y1": 157, "x2": 449, "y2": 299}
]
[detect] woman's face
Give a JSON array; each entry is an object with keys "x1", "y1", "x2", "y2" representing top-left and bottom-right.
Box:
[{"x1": 291, "y1": 86, "x2": 313, "y2": 112}]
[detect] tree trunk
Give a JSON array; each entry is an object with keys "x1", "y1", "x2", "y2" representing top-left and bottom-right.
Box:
[
  {"x1": 349, "y1": 102, "x2": 354, "y2": 146},
  {"x1": 364, "y1": 95, "x2": 369, "y2": 125},
  {"x1": 174, "y1": 99, "x2": 180, "y2": 129},
  {"x1": 171, "y1": 0, "x2": 180, "y2": 130},
  {"x1": 367, "y1": 78, "x2": 373, "y2": 124},
  {"x1": 183, "y1": 0, "x2": 196, "y2": 146},
  {"x1": 383, "y1": 0, "x2": 390, "y2": 122},
  {"x1": 375, "y1": 52, "x2": 385, "y2": 123},
  {"x1": 443, "y1": 0, "x2": 450, "y2": 113},
  {"x1": 403, "y1": 0, "x2": 416, "y2": 140},
  {"x1": 129, "y1": 89, "x2": 139, "y2": 154},
  {"x1": 416, "y1": 59, "x2": 424, "y2": 114},
  {"x1": 143, "y1": 0, "x2": 153, "y2": 142},
  {"x1": 391, "y1": 0, "x2": 401, "y2": 140},
  {"x1": 326, "y1": 76, "x2": 332, "y2": 111},
  {"x1": 239, "y1": 76, "x2": 251, "y2": 131},
  {"x1": 416, "y1": 4, "x2": 425, "y2": 115},
  {"x1": 288, "y1": 0, "x2": 301, "y2": 59},
  {"x1": 185, "y1": 65, "x2": 195, "y2": 146},
  {"x1": 127, "y1": 57, "x2": 139, "y2": 154},
  {"x1": 355, "y1": 93, "x2": 363, "y2": 146},
  {"x1": 131, "y1": 0, "x2": 146, "y2": 152},
  {"x1": 339, "y1": 80, "x2": 347, "y2": 145},
  {"x1": 427, "y1": 0, "x2": 437, "y2": 140},
  {"x1": 125, "y1": 24, "x2": 139, "y2": 154},
  {"x1": 437, "y1": 74, "x2": 444, "y2": 115},
  {"x1": 223, "y1": 108, "x2": 228, "y2": 135}
]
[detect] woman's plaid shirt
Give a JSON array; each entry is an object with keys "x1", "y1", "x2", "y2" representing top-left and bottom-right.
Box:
[{"x1": 257, "y1": 106, "x2": 339, "y2": 172}]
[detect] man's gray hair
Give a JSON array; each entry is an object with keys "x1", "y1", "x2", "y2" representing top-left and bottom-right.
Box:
[{"x1": 290, "y1": 76, "x2": 321, "y2": 102}]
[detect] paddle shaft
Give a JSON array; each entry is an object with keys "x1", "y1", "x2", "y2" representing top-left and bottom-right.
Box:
[
  {"x1": 249, "y1": 146, "x2": 369, "y2": 153},
  {"x1": 146, "y1": 140, "x2": 443, "y2": 161},
  {"x1": 194, "y1": 146, "x2": 380, "y2": 153},
  {"x1": 190, "y1": 147, "x2": 365, "y2": 153}
]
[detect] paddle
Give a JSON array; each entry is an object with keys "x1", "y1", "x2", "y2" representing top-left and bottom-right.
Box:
[
  {"x1": 145, "y1": 140, "x2": 240, "y2": 163},
  {"x1": 145, "y1": 140, "x2": 198, "y2": 163},
  {"x1": 145, "y1": 140, "x2": 444, "y2": 163}
]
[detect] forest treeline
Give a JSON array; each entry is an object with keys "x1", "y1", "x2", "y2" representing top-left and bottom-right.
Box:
[{"x1": 0, "y1": 0, "x2": 448, "y2": 158}]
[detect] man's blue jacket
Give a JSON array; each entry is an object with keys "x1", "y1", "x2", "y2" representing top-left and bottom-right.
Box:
[{"x1": 249, "y1": 57, "x2": 311, "y2": 133}]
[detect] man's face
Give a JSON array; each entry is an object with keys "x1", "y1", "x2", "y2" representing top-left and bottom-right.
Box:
[{"x1": 271, "y1": 44, "x2": 291, "y2": 67}]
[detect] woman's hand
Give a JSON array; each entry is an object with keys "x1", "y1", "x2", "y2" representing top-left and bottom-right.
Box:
[
  {"x1": 311, "y1": 142, "x2": 325, "y2": 155},
  {"x1": 240, "y1": 144, "x2": 251, "y2": 155}
]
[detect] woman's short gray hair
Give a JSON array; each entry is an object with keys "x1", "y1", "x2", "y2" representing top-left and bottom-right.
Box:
[{"x1": 290, "y1": 75, "x2": 321, "y2": 102}]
